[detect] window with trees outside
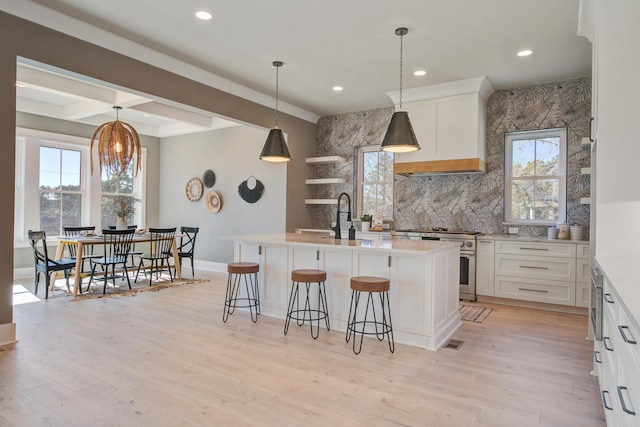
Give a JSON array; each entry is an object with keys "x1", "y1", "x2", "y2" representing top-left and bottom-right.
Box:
[
  {"x1": 356, "y1": 145, "x2": 394, "y2": 219},
  {"x1": 504, "y1": 128, "x2": 567, "y2": 225},
  {"x1": 39, "y1": 146, "x2": 82, "y2": 237},
  {"x1": 14, "y1": 129, "x2": 145, "y2": 245}
]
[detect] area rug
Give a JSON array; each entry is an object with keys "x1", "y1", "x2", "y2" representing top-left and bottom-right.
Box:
[
  {"x1": 70, "y1": 277, "x2": 210, "y2": 301},
  {"x1": 459, "y1": 304, "x2": 493, "y2": 323}
]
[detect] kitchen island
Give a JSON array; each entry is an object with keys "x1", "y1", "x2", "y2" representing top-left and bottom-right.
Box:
[{"x1": 231, "y1": 233, "x2": 461, "y2": 351}]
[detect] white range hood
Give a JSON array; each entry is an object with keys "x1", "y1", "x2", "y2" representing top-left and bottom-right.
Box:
[{"x1": 386, "y1": 77, "x2": 494, "y2": 175}]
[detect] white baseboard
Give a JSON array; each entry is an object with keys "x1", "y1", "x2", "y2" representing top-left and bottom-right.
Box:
[{"x1": 0, "y1": 322, "x2": 17, "y2": 346}]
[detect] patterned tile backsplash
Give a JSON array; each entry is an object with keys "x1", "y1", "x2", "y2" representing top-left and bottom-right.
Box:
[{"x1": 312, "y1": 78, "x2": 591, "y2": 238}]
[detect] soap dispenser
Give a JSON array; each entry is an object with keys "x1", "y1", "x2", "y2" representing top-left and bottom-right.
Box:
[{"x1": 348, "y1": 223, "x2": 356, "y2": 240}]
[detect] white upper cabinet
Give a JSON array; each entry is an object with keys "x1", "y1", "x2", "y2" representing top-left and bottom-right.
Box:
[{"x1": 386, "y1": 77, "x2": 494, "y2": 175}]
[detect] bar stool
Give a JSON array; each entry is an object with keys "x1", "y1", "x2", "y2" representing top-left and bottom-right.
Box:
[
  {"x1": 223, "y1": 262, "x2": 260, "y2": 323},
  {"x1": 345, "y1": 276, "x2": 394, "y2": 355},
  {"x1": 284, "y1": 269, "x2": 330, "y2": 339}
]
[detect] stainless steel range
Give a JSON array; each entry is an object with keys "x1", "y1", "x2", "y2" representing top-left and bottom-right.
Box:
[{"x1": 391, "y1": 228, "x2": 481, "y2": 301}]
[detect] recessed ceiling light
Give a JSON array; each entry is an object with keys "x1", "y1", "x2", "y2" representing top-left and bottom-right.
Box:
[
  {"x1": 143, "y1": 114, "x2": 151, "y2": 117},
  {"x1": 195, "y1": 11, "x2": 212, "y2": 20},
  {"x1": 517, "y1": 49, "x2": 533, "y2": 57},
  {"x1": 332, "y1": 86, "x2": 343, "y2": 92},
  {"x1": 414, "y1": 70, "x2": 426, "y2": 76}
]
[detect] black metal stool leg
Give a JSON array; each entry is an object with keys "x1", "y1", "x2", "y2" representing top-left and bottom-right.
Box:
[
  {"x1": 284, "y1": 281, "x2": 299, "y2": 335},
  {"x1": 242, "y1": 272, "x2": 258, "y2": 323}
]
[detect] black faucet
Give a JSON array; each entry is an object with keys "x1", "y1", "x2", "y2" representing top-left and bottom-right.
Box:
[{"x1": 334, "y1": 192, "x2": 352, "y2": 239}]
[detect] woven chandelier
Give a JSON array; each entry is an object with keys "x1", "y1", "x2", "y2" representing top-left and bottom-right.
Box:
[{"x1": 90, "y1": 106, "x2": 142, "y2": 177}]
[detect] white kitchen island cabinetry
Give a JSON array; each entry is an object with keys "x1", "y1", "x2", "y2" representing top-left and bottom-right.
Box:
[{"x1": 232, "y1": 234, "x2": 461, "y2": 351}]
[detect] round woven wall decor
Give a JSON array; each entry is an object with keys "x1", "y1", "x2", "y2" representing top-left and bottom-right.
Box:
[
  {"x1": 238, "y1": 176, "x2": 264, "y2": 203},
  {"x1": 202, "y1": 169, "x2": 216, "y2": 188}
]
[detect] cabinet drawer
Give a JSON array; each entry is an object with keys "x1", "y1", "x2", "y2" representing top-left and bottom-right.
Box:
[
  {"x1": 495, "y1": 254, "x2": 576, "y2": 282},
  {"x1": 495, "y1": 240, "x2": 576, "y2": 257},
  {"x1": 494, "y1": 276, "x2": 575, "y2": 305}
]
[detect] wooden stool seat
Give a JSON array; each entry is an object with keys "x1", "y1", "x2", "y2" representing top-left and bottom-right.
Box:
[
  {"x1": 284, "y1": 269, "x2": 330, "y2": 339},
  {"x1": 223, "y1": 262, "x2": 260, "y2": 323},
  {"x1": 350, "y1": 276, "x2": 390, "y2": 293},
  {"x1": 346, "y1": 275, "x2": 394, "y2": 355},
  {"x1": 291, "y1": 269, "x2": 327, "y2": 283},
  {"x1": 227, "y1": 262, "x2": 259, "y2": 274}
]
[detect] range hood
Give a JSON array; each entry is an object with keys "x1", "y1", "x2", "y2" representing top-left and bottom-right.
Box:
[
  {"x1": 387, "y1": 77, "x2": 493, "y2": 176},
  {"x1": 394, "y1": 158, "x2": 486, "y2": 176}
]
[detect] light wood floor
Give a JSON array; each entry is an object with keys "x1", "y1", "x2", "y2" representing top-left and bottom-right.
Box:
[{"x1": 2, "y1": 270, "x2": 606, "y2": 426}]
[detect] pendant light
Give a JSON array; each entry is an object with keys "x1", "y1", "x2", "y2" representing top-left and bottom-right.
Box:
[
  {"x1": 381, "y1": 27, "x2": 420, "y2": 153},
  {"x1": 260, "y1": 61, "x2": 291, "y2": 162},
  {"x1": 90, "y1": 106, "x2": 142, "y2": 177}
]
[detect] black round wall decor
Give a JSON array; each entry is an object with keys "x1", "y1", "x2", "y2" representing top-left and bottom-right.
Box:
[
  {"x1": 238, "y1": 175, "x2": 264, "y2": 203},
  {"x1": 202, "y1": 169, "x2": 216, "y2": 188}
]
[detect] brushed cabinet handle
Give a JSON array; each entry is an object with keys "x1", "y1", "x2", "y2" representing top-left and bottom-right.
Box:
[
  {"x1": 619, "y1": 325, "x2": 638, "y2": 345},
  {"x1": 518, "y1": 288, "x2": 549, "y2": 293},
  {"x1": 603, "y1": 336, "x2": 614, "y2": 352},
  {"x1": 519, "y1": 247, "x2": 549, "y2": 251},
  {"x1": 479, "y1": 241, "x2": 491, "y2": 244},
  {"x1": 589, "y1": 117, "x2": 595, "y2": 142},
  {"x1": 258, "y1": 245, "x2": 262, "y2": 255},
  {"x1": 594, "y1": 350, "x2": 602, "y2": 364},
  {"x1": 618, "y1": 386, "x2": 636, "y2": 415},
  {"x1": 602, "y1": 390, "x2": 613, "y2": 411},
  {"x1": 519, "y1": 265, "x2": 549, "y2": 270},
  {"x1": 604, "y1": 293, "x2": 614, "y2": 304}
]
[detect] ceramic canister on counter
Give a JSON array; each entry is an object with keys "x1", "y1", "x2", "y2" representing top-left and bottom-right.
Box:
[
  {"x1": 570, "y1": 225, "x2": 584, "y2": 241},
  {"x1": 557, "y1": 223, "x2": 571, "y2": 240},
  {"x1": 548, "y1": 227, "x2": 559, "y2": 239}
]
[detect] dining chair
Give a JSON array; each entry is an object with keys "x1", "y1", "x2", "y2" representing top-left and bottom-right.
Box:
[
  {"x1": 63, "y1": 226, "x2": 102, "y2": 275},
  {"x1": 87, "y1": 228, "x2": 136, "y2": 294},
  {"x1": 28, "y1": 230, "x2": 77, "y2": 299},
  {"x1": 175, "y1": 226, "x2": 199, "y2": 277},
  {"x1": 134, "y1": 227, "x2": 176, "y2": 286},
  {"x1": 108, "y1": 224, "x2": 141, "y2": 267}
]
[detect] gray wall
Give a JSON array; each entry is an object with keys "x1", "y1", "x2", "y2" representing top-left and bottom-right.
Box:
[
  {"x1": 160, "y1": 126, "x2": 287, "y2": 264},
  {"x1": 312, "y1": 78, "x2": 591, "y2": 237}
]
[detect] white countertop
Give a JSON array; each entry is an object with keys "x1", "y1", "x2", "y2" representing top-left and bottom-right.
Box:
[
  {"x1": 478, "y1": 234, "x2": 589, "y2": 244},
  {"x1": 229, "y1": 233, "x2": 458, "y2": 255},
  {"x1": 596, "y1": 256, "x2": 640, "y2": 331}
]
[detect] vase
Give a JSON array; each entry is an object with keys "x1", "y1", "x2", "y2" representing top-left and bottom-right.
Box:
[
  {"x1": 116, "y1": 216, "x2": 128, "y2": 230},
  {"x1": 361, "y1": 221, "x2": 370, "y2": 232}
]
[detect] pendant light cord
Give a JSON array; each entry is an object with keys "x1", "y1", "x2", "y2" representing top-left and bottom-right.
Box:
[
  {"x1": 275, "y1": 65, "x2": 279, "y2": 127},
  {"x1": 399, "y1": 31, "x2": 404, "y2": 109}
]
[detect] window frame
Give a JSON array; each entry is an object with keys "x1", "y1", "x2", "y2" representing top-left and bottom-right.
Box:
[
  {"x1": 354, "y1": 145, "x2": 395, "y2": 220},
  {"x1": 14, "y1": 128, "x2": 146, "y2": 247},
  {"x1": 503, "y1": 127, "x2": 567, "y2": 226}
]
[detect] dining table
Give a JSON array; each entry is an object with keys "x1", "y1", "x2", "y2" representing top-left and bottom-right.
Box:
[{"x1": 54, "y1": 232, "x2": 182, "y2": 297}]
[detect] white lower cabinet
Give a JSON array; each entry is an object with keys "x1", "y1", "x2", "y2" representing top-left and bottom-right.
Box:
[
  {"x1": 475, "y1": 238, "x2": 589, "y2": 307},
  {"x1": 597, "y1": 271, "x2": 640, "y2": 426},
  {"x1": 476, "y1": 238, "x2": 494, "y2": 296}
]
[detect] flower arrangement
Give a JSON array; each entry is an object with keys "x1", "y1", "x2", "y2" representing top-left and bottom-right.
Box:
[{"x1": 111, "y1": 195, "x2": 138, "y2": 218}]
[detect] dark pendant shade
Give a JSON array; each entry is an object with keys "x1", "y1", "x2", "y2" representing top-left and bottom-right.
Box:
[
  {"x1": 260, "y1": 128, "x2": 291, "y2": 162},
  {"x1": 381, "y1": 111, "x2": 421, "y2": 153}
]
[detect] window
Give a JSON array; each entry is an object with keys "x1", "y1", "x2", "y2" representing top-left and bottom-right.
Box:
[
  {"x1": 39, "y1": 146, "x2": 82, "y2": 236},
  {"x1": 14, "y1": 128, "x2": 146, "y2": 245},
  {"x1": 504, "y1": 128, "x2": 567, "y2": 225},
  {"x1": 101, "y1": 164, "x2": 138, "y2": 229},
  {"x1": 356, "y1": 146, "x2": 394, "y2": 219}
]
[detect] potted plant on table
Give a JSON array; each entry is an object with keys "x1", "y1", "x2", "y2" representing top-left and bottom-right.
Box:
[{"x1": 360, "y1": 214, "x2": 372, "y2": 232}]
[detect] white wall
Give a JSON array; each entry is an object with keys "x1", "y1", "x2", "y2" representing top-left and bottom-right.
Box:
[{"x1": 159, "y1": 125, "x2": 287, "y2": 265}]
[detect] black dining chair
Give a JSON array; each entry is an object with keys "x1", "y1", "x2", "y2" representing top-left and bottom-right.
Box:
[
  {"x1": 134, "y1": 227, "x2": 176, "y2": 286},
  {"x1": 175, "y1": 226, "x2": 199, "y2": 277},
  {"x1": 87, "y1": 228, "x2": 136, "y2": 294},
  {"x1": 28, "y1": 230, "x2": 77, "y2": 299},
  {"x1": 108, "y1": 224, "x2": 141, "y2": 267},
  {"x1": 63, "y1": 226, "x2": 102, "y2": 274}
]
